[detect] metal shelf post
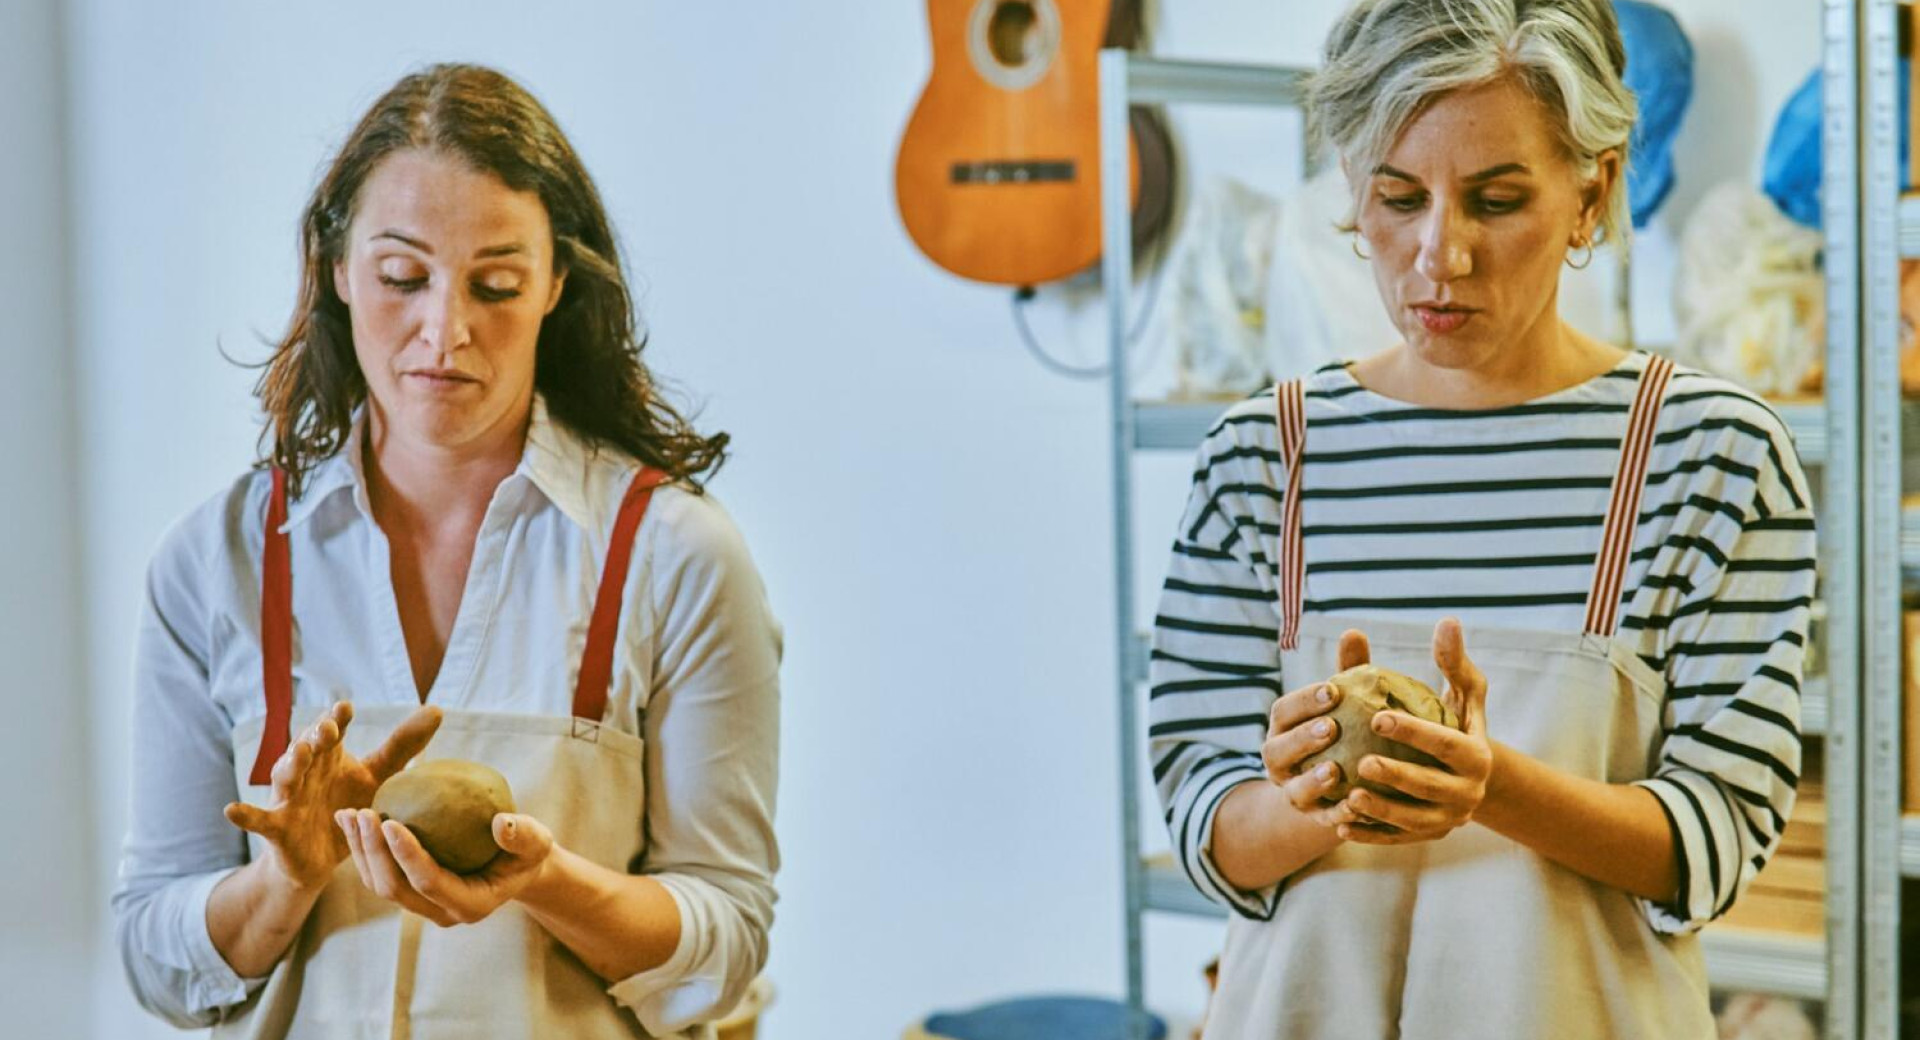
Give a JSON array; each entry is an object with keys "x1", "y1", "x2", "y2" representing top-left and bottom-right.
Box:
[
  {"x1": 1859, "y1": 0, "x2": 1906, "y2": 1035},
  {"x1": 1099, "y1": 48, "x2": 1312, "y2": 1030},
  {"x1": 1821, "y1": 3, "x2": 1867, "y2": 1036}
]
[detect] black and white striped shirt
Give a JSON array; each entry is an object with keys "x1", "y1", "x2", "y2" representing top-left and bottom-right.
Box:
[{"x1": 1149, "y1": 352, "x2": 1815, "y2": 932}]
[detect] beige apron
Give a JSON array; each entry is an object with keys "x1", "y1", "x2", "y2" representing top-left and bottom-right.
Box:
[
  {"x1": 216, "y1": 466, "x2": 696, "y2": 1040},
  {"x1": 1205, "y1": 357, "x2": 1715, "y2": 1040}
]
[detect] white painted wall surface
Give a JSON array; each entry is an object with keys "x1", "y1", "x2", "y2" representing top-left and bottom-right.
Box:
[{"x1": 0, "y1": 1, "x2": 93, "y2": 1037}]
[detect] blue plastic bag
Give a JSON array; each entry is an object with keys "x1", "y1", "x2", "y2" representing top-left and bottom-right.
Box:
[
  {"x1": 1763, "y1": 60, "x2": 1912, "y2": 228},
  {"x1": 1617, "y1": 1, "x2": 1694, "y2": 228}
]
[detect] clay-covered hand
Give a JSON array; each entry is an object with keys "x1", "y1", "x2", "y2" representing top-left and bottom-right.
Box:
[
  {"x1": 223, "y1": 702, "x2": 445, "y2": 890},
  {"x1": 336, "y1": 807, "x2": 556, "y2": 927},
  {"x1": 1262, "y1": 628, "x2": 1374, "y2": 831},
  {"x1": 1339, "y1": 617, "x2": 1493, "y2": 845}
]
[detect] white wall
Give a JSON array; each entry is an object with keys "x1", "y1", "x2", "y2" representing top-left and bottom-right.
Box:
[
  {"x1": 57, "y1": 2, "x2": 1824, "y2": 1038},
  {"x1": 0, "y1": 0, "x2": 94, "y2": 1036}
]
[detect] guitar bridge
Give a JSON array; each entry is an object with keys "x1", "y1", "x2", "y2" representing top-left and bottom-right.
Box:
[{"x1": 949, "y1": 160, "x2": 1076, "y2": 185}]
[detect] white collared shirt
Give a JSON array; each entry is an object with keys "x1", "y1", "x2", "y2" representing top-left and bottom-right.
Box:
[{"x1": 111, "y1": 396, "x2": 781, "y2": 1035}]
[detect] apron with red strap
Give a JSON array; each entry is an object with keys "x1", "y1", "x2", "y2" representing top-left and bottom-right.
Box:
[
  {"x1": 1204, "y1": 356, "x2": 1715, "y2": 1040},
  {"x1": 218, "y1": 466, "x2": 697, "y2": 1039}
]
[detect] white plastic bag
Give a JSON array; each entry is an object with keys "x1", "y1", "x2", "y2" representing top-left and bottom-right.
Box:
[
  {"x1": 1161, "y1": 176, "x2": 1283, "y2": 396},
  {"x1": 1165, "y1": 166, "x2": 1628, "y2": 397},
  {"x1": 1671, "y1": 181, "x2": 1825, "y2": 396}
]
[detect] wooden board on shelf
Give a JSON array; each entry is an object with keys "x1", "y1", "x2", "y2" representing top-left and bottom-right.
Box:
[
  {"x1": 1720, "y1": 894, "x2": 1820, "y2": 940},
  {"x1": 1717, "y1": 892, "x2": 1825, "y2": 937},
  {"x1": 1780, "y1": 792, "x2": 1824, "y2": 857},
  {"x1": 1907, "y1": 611, "x2": 1920, "y2": 813},
  {"x1": 1745, "y1": 854, "x2": 1826, "y2": 899}
]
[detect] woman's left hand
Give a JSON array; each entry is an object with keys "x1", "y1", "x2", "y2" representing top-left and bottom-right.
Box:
[
  {"x1": 336, "y1": 808, "x2": 557, "y2": 927},
  {"x1": 1339, "y1": 617, "x2": 1495, "y2": 845}
]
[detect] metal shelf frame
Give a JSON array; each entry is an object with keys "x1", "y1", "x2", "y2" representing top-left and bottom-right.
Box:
[
  {"x1": 1099, "y1": 50, "x2": 1311, "y2": 1030},
  {"x1": 1103, "y1": 18, "x2": 1874, "y2": 1030},
  {"x1": 1855, "y1": 1, "x2": 1906, "y2": 1036}
]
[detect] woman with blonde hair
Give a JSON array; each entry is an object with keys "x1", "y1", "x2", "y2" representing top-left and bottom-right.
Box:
[
  {"x1": 1149, "y1": 2, "x2": 1813, "y2": 1036},
  {"x1": 111, "y1": 63, "x2": 780, "y2": 1039}
]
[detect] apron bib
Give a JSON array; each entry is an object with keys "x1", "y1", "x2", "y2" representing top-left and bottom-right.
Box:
[
  {"x1": 1206, "y1": 358, "x2": 1715, "y2": 1040},
  {"x1": 215, "y1": 467, "x2": 694, "y2": 1040}
]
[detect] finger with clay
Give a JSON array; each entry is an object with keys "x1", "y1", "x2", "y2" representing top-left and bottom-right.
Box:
[
  {"x1": 1263, "y1": 628, "x2": 1380, "y2": 832},
  {"x1": 1336, "y1": 618, "x2": 1494, "y2": 846},
  {"x1": 337, "y1": 806, "x2": 557, "y2": 928},
  {"x1": 222, "y1": 702, "x2": 445, "y2": 891}
]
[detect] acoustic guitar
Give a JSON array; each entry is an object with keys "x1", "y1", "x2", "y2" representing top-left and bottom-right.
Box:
[{"x1": 895, "y1": 0, "x2": 1176, "y2": 287}]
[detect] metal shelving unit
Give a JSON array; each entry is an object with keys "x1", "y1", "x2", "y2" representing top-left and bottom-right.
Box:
[
  {"x1": 1098, "y1": 51, "x2": 1312, "y2": 1022},
  {"x1": 1855, "y1": 1, "x2": 1908, "y2": 1037},
  {"x1": 1102, "y1": 17, "x2": 1871, "y2": 1030}
]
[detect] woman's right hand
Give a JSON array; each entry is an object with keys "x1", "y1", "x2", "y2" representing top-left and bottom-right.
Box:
[
  {"x1": 1262, "y1": 681, "x2": 1359, "y2": 828},
  {"x1": 1261, "y1": 628, "x2": 1373, "y2": 830},
  {"x1": 223, "y1": 702, "x2": 444, "y2": 891}
]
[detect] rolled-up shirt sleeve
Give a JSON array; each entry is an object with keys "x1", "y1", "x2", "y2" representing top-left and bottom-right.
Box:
[
  {"x1": 110, "y1": 508, "x2": 266, "y2": 1027},
  {"x1": 1633, "y1": 416, "x2": 1816, "y2": 935},
  {"x1": 608, "y1": 492, "x2": 781, "y2": 1034}
]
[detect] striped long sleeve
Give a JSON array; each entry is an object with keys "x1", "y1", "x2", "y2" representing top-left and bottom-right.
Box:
[
  {"x1": 1149, "y1": 397, "x2": 1290, "y2": 920},
  {"x1": 1147, "y1": 355, "x2": 1815, "y2": 928},
  {"x1": 1631, "y1": 409, "x2": 1816, "y2": 934}
]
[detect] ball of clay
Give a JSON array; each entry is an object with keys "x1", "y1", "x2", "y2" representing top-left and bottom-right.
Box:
[
  {"x1": 372, "y1": 759, "x2": 516, "y2": 874},
  {"x1": 1296, "y1": 664, "x2": 1461, "y2": 802}
]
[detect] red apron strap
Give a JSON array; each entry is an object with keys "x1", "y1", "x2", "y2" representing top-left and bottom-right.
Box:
[
  {"x1": 1275, "y1": 379, "x2": 1308, "y2": 652},
  {"x1": 573, "y1": 467, "x2": 670, "y2": 724},
  {"x1": 250, "y1": 467, "x2": 294, "y2": 786},
  {"x1": 1584, "y1": 354, "x2": 1677, "y2": 638}
]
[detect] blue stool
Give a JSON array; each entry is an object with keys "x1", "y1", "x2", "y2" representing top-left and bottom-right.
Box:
[{"x1": 906, "y1": 996, "x2": 1168, "y2": 1040}]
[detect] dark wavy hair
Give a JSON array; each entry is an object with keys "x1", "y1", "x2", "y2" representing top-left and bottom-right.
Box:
[{"x1": 255, "y1": 62, "x2": 727, "y2": 496}]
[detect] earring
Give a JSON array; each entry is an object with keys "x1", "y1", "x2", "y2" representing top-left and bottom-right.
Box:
[
  {"x1": 1566, "y1": 238, "x2": 1594, "y2": 270},
  {"x1": 1351, "y1": 233, "x2": 1372, "y2": 261}
]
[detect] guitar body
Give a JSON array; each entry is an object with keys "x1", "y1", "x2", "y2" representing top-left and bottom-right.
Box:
[{"x1": 896, "y1": 0, "x2": 1149, "y2": 286}]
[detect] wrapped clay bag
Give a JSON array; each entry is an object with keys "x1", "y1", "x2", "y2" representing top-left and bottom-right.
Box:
[
  {"x1": 1160, "y1": 176, "x2": 1283, "y2": 396},
  {"x1": 1298, "y1": 664, "x2": 1461, "y2": 802},
  {"x1": 1671, "y1": 181, "x2": 1825, "y2": 396}
]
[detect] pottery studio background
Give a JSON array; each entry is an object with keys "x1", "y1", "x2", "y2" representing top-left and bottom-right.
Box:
[{"x1": 0, "y1": 1, "x2": 1832, "y2": 1037}]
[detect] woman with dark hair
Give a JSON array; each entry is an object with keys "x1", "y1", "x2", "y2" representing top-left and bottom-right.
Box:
[{"x1": 110, "y1": 63, "x2": 778, "y2": 1039}]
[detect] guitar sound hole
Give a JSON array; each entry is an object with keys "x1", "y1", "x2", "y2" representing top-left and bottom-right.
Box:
[
  {"x1": 966, "y1": 0, "x2": 1058, "y2": 92},
  {"x1": 987, "y1": 2, "x2": 1040, "y2": 70}
]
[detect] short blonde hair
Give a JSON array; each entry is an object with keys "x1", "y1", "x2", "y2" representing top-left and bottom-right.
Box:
[{"x1": 1308, "y1": 0, "x2": 1638, "y2": 247}]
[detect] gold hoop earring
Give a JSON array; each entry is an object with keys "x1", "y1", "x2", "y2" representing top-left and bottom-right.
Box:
[
  {"x1": 1566, "y1": 240, "x2": 1594, "y2": 270},
  {"x1": 1351, "y1": 234, "x2": 1371, "y2": 261}
]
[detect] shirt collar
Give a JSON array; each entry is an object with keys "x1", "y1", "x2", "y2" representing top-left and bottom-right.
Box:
[
  {"x1": 278, "y1": 409, "x2": 366, "y2": 532},
  {"x1": 278, "y1": 394, "x2": 613, "y2": 535},
  {"x1": 517, "y1": 394, "x2": 609, "y2": 532}
]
